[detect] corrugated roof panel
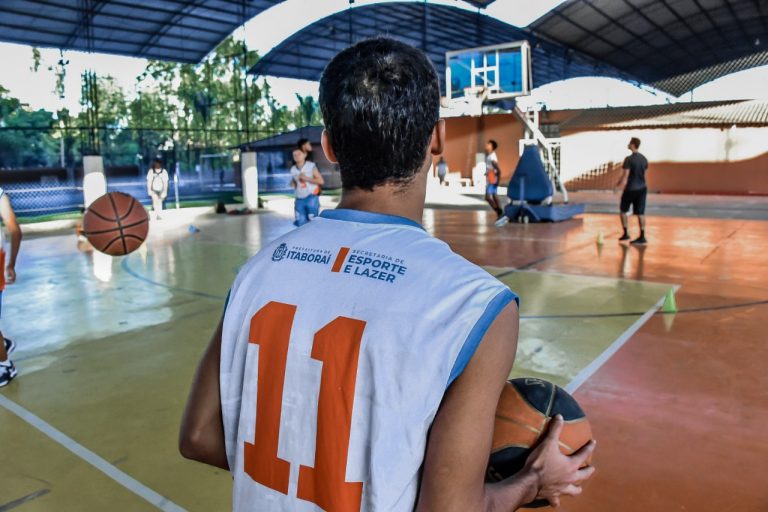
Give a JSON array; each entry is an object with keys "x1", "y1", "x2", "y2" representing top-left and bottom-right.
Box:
[
  {"x1": 250, "y1": 2, "x2": 630, "y2": 91},
  {"x1": 530, "y1": 0, "x2": 768, "y2": 95},
  {"x1": 558, "y1": 100, "x2": 768, "y2": 130},
  {"x1": 0, "y1": 0, "x2": 285, "y2": 62}
]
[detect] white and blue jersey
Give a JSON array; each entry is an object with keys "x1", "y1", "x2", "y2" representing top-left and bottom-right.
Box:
[{"x1": 220, "y1": 209, "x2": 517, "y2": 512}]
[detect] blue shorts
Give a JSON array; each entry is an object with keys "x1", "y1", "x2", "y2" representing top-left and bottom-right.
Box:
[
  {"x1": 294, "y1": 195, "x2": 320, "y2": 227},
  {"x1": 486, "y1": 184, "x2": 498, "y2": 195}
]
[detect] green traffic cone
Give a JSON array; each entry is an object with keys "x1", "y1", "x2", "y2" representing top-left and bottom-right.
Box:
[
  {"x1": 662, "y1": 288, "x2": 678, "y2": 313},
  {"x1": 596, "y1": 231, "x2": 604, "y2": 246}
]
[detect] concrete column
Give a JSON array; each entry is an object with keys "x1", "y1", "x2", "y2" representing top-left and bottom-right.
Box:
[
  {"x1": 241, "y1": 151, "x2": 259, "y2": 210},
  {"x1": 83, "y1": 155, "x2": 107, "y2": 207}
]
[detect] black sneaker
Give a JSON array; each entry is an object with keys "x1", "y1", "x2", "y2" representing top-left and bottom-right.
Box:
[
  {"x1": 631, "y1": 235, "x2": 648, "y2": 245},
  {"x1": 619, "y1": 233, "x2": 630, "y2": 242},
  {"x1": 0, "y1": 360, "x2": 17, "y2": 388},
  {"x1": 3, "y1": 338, "x2": 15, "y2": 355}
]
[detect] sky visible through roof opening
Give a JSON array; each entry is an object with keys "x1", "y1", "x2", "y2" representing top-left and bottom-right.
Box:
[{"x1": 1, "y1": 0, "x2": 767, "y2": 115}]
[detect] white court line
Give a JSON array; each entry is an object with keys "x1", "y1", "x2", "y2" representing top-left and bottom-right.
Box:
[
  {"x1": 564, "y1": 285, "x2": 681, "y2": 394},
  {"x1": 0, "y1": 394, "x2": 186, "y2": 512}
]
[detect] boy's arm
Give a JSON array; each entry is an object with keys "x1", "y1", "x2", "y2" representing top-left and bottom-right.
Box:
[
  {"x1": 308, "y1": 168, "x2": 325, "y2": 186},
  {"x1": 179, "y1": 315, "x2": 229, "y2": 470},
  {"x1": 616, "y1": 158, "x2": 630, "y2": 189},
  {"x1": 416, "y1": 301, "x2": 595, "y2": 512},
  {"x1": 615, "y1": 169, "x2": 629, "y2": 190},
  {"x1": 0, "y1": 194, "x2": 22, "y2": 284}
]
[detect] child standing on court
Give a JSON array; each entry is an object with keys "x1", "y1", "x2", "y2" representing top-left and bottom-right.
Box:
[
  {"x1": 146, "y1": 158, "x2": 169, "y2": 220},
  {"x1": 290, "y1": 147, "x2": 324, "y2": 226},
  {"x1": 0, "y1": 187, "x2": 22, "y2": 387}
]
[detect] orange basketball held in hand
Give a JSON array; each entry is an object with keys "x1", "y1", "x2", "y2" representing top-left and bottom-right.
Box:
[
  {"x1": 487, "y1": 378, "x2": 593, "y2": 508},
  {"x1": 82, "y1": 192, "x2": 149, "y2": 256}
]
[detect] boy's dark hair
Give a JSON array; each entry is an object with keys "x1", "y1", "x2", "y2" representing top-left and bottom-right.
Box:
[
  {"x1": 488, "y1": 140, "x2": 498, "y2": 151},
  {"x1": 297, "y1": 138, "x2": 310, "y2": 149},
  {"x1": 630, "y1": 137, "x2": 641, "y2": 149},
  {"x1": 319, "y1": 37, "x2": 440, "y2": 191}
]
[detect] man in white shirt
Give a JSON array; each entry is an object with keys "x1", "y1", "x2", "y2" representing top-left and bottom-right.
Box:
[
  {"x1": 290, "y1": 148, "x2": 324, "y2": 226},
  {"x1": 146, "y1": 159, "x2": 169, "y2": 220}
]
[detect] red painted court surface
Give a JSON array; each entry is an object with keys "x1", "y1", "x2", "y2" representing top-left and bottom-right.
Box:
[{"x1": 2, "y1": 205, "x2": 767, "y2": 511}]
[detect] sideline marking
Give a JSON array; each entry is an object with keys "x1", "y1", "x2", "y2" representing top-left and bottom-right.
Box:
[
  {"x1": 564, "y1": 286, "x2": 680, "y2": 394},
  {"x1": 0, "y1": 395, "x2": 186, "y2": 512}
]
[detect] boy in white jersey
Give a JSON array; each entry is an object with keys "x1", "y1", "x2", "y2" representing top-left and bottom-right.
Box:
[
  {"x1": 180, "y1": 38, "x2": 595, "y2": 511},
  {"x1": 146, "y1": 159, "x2": 169, "y2": 220},
  {"x1": 0, "y1": 187, "x2": 22, "y2": 387},
  {"x1": 290, "y1": 147, "x2": 324, "y2": 226}
]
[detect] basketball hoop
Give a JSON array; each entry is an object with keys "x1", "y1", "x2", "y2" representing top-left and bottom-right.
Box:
[{"x1": 439, "y1": 87, "x2": 488, "y2": 118}]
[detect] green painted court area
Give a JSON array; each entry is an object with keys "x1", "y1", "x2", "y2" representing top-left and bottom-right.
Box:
[
  {"x1": 488, "y1": 269, "x2": 671, "y2": 388},
  {"x1": 2, "y1": 213, "x2": 670, "y2": 511}
]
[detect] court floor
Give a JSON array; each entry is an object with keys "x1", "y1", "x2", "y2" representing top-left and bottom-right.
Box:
[{"x1": 2, "y1": 206, "x2": 767, "y2": 511}]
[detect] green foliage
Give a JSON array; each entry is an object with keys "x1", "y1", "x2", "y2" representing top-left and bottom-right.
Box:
[
  {"x1": 0, "y1": 86, "x2": 58, "y2": 168},
  {"x1": 0, "y1": 36, "x2": 317, "y2": 172}
]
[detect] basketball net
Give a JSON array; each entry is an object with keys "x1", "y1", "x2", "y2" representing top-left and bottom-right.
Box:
[{"x1": 439, "y1": 86, "x2": 488, "y2": 118}]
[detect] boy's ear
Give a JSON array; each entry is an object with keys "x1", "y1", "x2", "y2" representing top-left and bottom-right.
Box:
[
  {"x1": 321, "y1": 130, "x2": 338, "y2": 164},
  {"x1": 430, "y1": 119, "x2": 445, "y2": 156}
]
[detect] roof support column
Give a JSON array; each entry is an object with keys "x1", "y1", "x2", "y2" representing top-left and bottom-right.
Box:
[{"x1": 240, "y1": 151, "x2": 260, "y2": 210}]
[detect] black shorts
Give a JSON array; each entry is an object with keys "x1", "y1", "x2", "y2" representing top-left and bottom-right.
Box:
[{"x1": 620, "y1": 188, "x2": 647, "y2": 215}]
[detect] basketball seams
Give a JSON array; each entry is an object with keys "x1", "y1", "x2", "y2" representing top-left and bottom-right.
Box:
[
  {"x1": 118, "y1": 194, "x2": 136, "y2": 221},
  {"x1": 508, "y1": 383, "x2": 550, "y2": 428},
  {"x1": 83, "y1": 193, "x2": 148, "y2": 256},
  {"x1": 494, "y1": 413, "x2": 544, "y2": 436},
  {"x1": 85, "y1": 207, "x2": 116, "y2": 223},
  {"x1": 544, "y1": 382, "x2": 556, "y2": 418},
  {"x1": 490, "y1": 443, "x2": 534, "y2": 453},
  {"x1": 107, "y1": 193, "x2": 129, "y2": 255},
  {"x1": 102, "y1": 235, "x2": 124, "y2": 252},
  {"x1": 83, "y1": 217, "x2": 148, "y2": 236}
]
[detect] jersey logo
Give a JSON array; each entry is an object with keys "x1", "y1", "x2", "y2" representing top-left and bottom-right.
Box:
[{"x1": 272, "y1": 243, "x2": 288, "y2": 261}]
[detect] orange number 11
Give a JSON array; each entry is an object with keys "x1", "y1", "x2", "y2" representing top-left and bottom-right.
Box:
[{"x1": 243, "y1": 301, "x2": 365, "y2": 512}]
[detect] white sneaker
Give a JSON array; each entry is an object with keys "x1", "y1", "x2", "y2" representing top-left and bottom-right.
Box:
[
  {"x1": 494, "y1": 216, "x2": 510, "y2": 228},
  {"x1": 0, "y1": 360, "x2": 17, "y2": 388}
]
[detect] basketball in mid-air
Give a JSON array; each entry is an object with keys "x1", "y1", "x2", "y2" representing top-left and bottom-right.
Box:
[
  {"x1": 82, "y1": 192, "x2": 149, "y2": 256},
  {"x1": 487, "y1": 378, "x2": 592, "y2": 508}
]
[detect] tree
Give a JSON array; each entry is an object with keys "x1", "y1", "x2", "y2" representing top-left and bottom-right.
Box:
[
  {"x1": 1, "y1": 35, "x2": 319, "y2": 172},
  {"x1": 0, "y1": 86, "x2": 57, "y2": 168}
]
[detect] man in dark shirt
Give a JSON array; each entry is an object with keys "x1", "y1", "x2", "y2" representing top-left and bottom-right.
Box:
[{"x1": 616, "y1": 137, "x2": 648, "y2": 244}]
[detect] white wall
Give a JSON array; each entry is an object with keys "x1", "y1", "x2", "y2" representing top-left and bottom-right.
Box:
[{"x1": 560, "y1": 127, "x2": 768, "y2": 182}]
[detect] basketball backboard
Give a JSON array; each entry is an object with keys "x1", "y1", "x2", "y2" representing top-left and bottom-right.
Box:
[{"x1": 446, "y1": 41, "x2": 531, "y2": 101}]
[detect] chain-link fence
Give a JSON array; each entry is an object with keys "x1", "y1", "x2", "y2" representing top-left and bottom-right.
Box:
[{"x1": 0, "y1": 125, "x2": 299, "y2": 217}]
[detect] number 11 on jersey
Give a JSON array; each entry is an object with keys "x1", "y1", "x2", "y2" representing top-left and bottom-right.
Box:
[{"x1": 243, "y1": 301, "x2": 366, "y2": 512}]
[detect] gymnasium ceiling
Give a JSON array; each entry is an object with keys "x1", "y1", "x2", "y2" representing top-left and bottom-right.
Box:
[
  {"x1": 0, "y1": 0, "x2": 765, "y2": 96},
  {"x1": 248, "y1": 2, "x2": 631, "y2": 92},
  {"x1": 0, "y1": 0, "x2": 284, "y2": 63},
  {"x1": 529, "y1": 0, "x2": 768, "y2": 96}
]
